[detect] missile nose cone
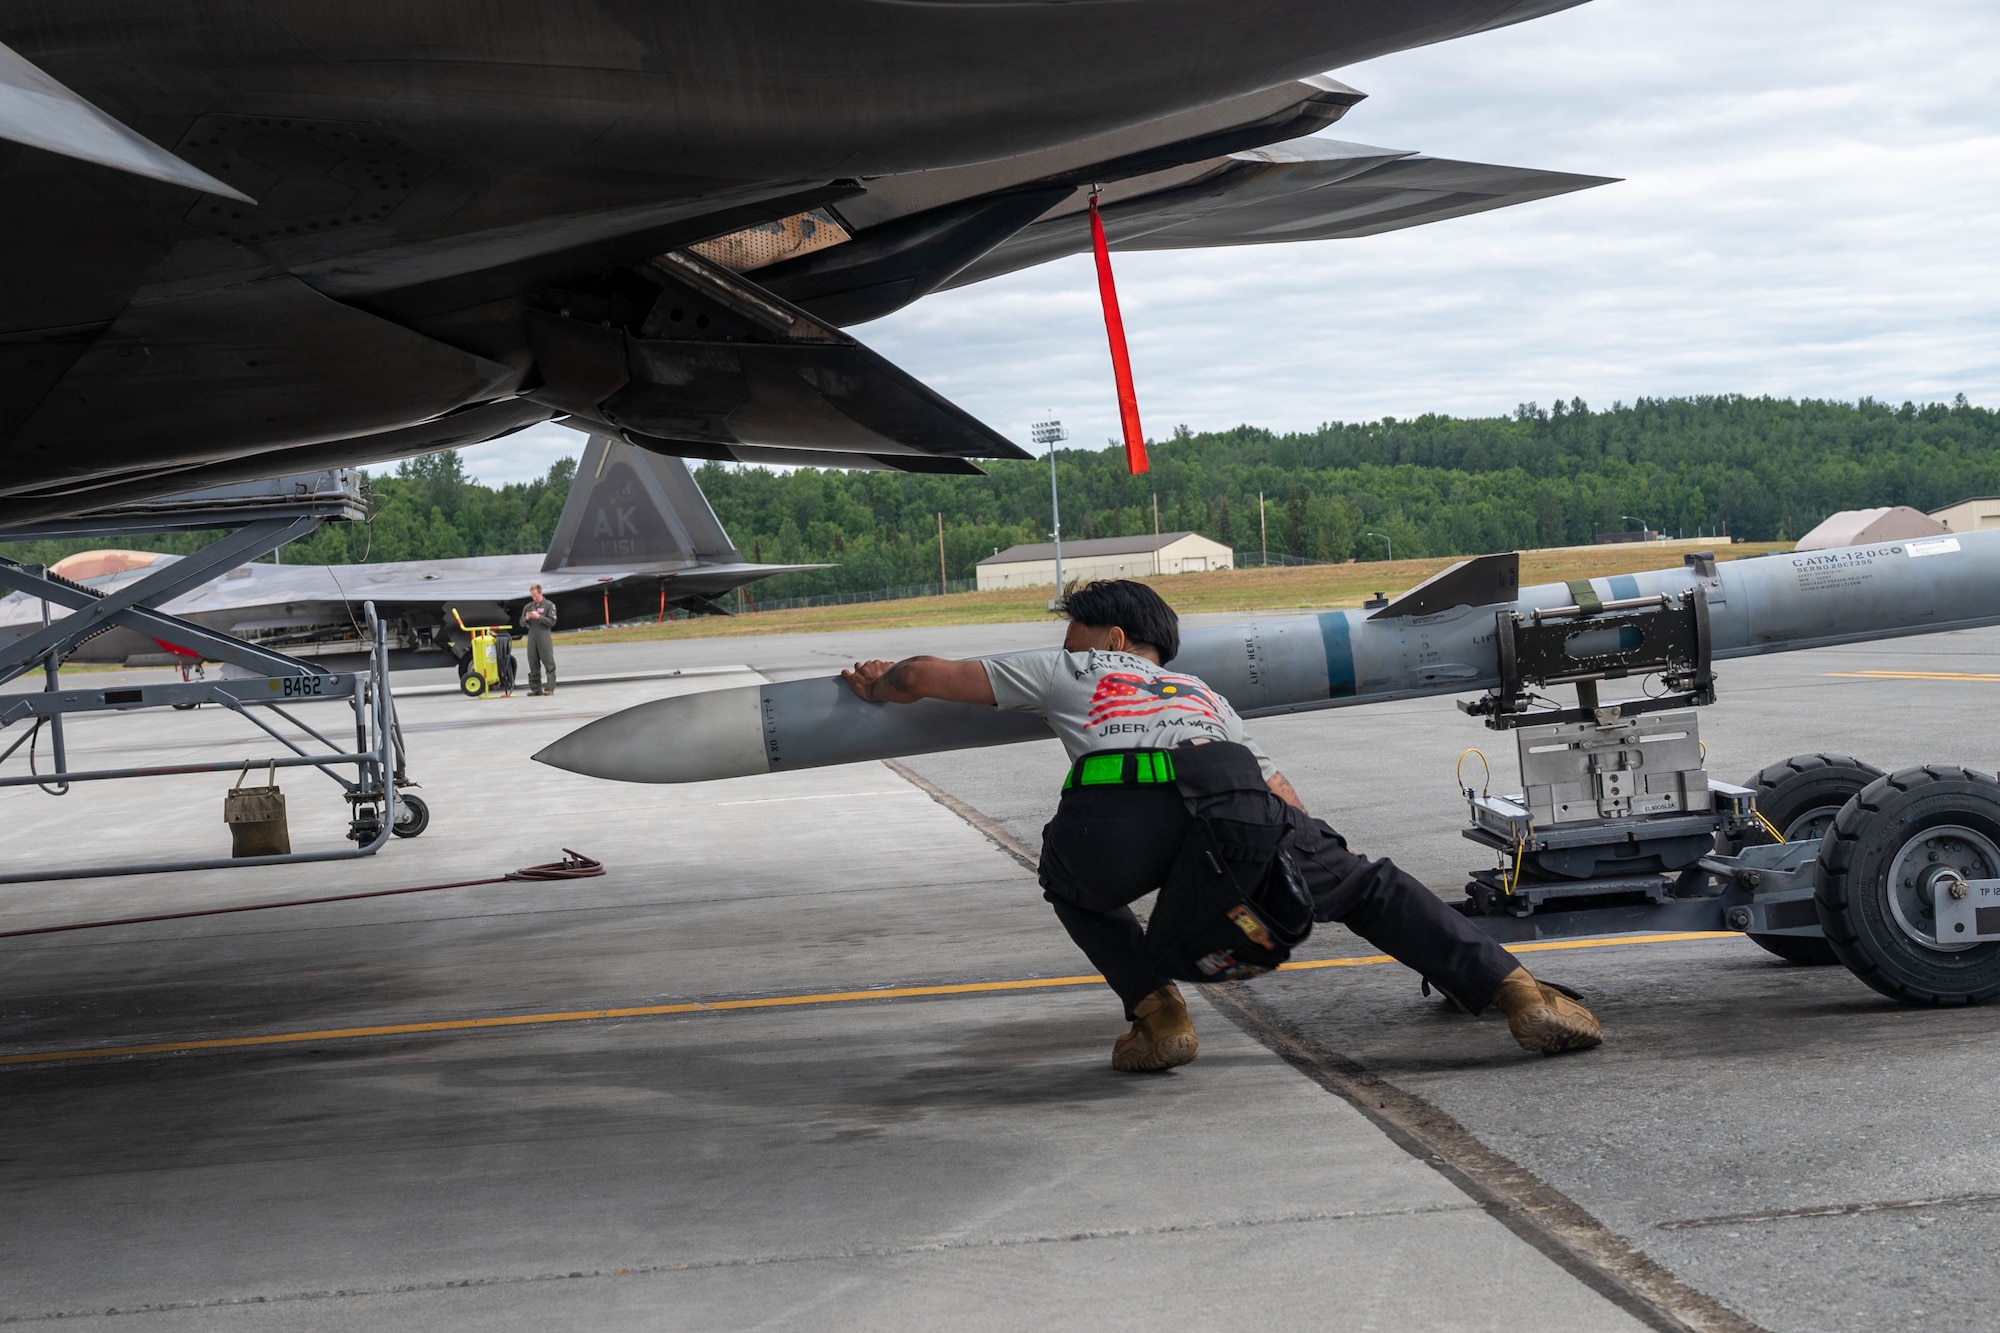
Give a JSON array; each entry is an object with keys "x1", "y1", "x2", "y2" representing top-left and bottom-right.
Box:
[
  {"x1": 533, "y1": 686, "x2": 772, "y2": 783},
  {"x1": 530, "y1": 719, "x2": 604, "y2": 775}
]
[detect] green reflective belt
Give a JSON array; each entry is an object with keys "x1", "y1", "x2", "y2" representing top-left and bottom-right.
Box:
[{"x1": 1062, "y1": 749, "x2": 1178, "y2": 790}]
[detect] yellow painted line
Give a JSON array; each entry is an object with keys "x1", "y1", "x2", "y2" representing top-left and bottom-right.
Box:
[
  {"x1": 1273, "y1": 929, "x2": 1734, "y2": 972},
  {"x1": 1505, "y1": 929, "x2": 1736, "y2": 954},
  {"x1": 0, "y1": 932, "x2": 1739, "y2": 1069},
  {"x1": 0, "y1": 976, "x2": 1110, "y2": 1068},
  {"x1": 1827, "y1": 670, "x2": 2000, "y2": 682}
]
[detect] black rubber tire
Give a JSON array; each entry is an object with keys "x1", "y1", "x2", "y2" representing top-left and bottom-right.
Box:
[
  {"x1": 1732, "y1": 753, "x2": 1887, "y2": 849},
  {"x1": 460, "y1": 672, "x2": 485, "y2": 698},
  {"x1": 1815, "y1": 765, "x2": 2000, "y2": 1005},
  {"x1": 1730, "y1": 753, "x2": 1883, "y2": 966},
  {"x1": 1748, "y1": 934, "x2": 1841, "y2": 966},
  {"x1": 392, "y1": 794, "x2": 430, "y2": 839}
]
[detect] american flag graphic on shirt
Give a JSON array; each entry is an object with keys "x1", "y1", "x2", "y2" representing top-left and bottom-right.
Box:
[{"x1": 1084, "y1": 672, "x2": 1225, "y2": 729}]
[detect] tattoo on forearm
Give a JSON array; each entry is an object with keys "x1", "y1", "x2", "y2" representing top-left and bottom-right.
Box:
[{"x1": 878, "y1": 659, "x2": 918, "y2": 699}]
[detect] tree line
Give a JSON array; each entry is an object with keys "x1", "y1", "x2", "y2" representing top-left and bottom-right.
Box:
[
  {"x1": 5, "y1": 395, "x2": 1994, "y2": 601},
  {"x1": 696, "y1": 393, "x2": 2000, "y2": 597}
]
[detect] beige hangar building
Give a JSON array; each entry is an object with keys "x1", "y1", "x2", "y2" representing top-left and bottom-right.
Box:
[
  {"x1": 1794, "y1": 499, "x2": 2000, "y2": 551},
  {"x1": 975, "y1": 532, "x2": 1233, "y2": 591},
  {"x1": 1930, "y1": 497, "x2": 2000, "y2": 534}
]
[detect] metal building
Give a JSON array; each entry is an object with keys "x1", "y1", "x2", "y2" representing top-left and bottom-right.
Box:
[
  {"x1": 974, "y1": 532, "x2": 1233, "y2": 591},
  {"x1": 1930, "y1": 497, "x2": 2000, "y2": 534}
]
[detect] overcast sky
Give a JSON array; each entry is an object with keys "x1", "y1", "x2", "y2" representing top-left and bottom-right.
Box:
[{"x1": 460, "y1": 0, "x2": 2000, "y2": 484}]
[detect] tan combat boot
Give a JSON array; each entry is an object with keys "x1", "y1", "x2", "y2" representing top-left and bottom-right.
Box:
[
  {"x1": 1492, "y1": 967, "x2": 1603, "y2": 1055},
  {"x1": 1111, "y1": 985, "x2": 1199, "y2": 1072}
]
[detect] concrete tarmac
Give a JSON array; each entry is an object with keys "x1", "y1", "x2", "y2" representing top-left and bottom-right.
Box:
[
  {"x1": 0, "y1": 641, "x2": 1639, "y2": 1331},
  {"x1": 902, "y1": 620, "x2": 2000, "y2": 1333},
  {"x1": 3, "y1": 615, "x2": 1996, "y2": 1328}
]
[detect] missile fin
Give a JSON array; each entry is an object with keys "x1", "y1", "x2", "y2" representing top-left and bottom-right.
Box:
[
  {"x1": 1370, "y1": 551, "x2": 1520, "y2": 620},
  {"x1": 0, "y1": 40, "x2": 255, "y2": 203}
]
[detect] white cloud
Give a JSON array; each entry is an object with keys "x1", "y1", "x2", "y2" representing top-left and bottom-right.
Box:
[
  {"x1": 457, "y1": 420, "x2": 589, "y2": 487},
  {"x1": 863, "y1": 0, "x2": 2000, "y2": 452},
  {"x1": 462, "y1": 0, "x2": 2000, "y2": 482}
]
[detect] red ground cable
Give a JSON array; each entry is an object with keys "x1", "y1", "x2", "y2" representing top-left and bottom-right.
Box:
[{"x1": 0, "y1": 851, "x2": 604, "y2": 940}]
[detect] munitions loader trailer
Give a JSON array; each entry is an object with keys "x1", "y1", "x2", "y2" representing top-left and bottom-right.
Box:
[{"x1": 1452, "y1": 554, "x2": 2000, "y2": 1006}]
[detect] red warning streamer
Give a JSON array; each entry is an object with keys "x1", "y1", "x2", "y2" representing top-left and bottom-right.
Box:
[{"x1": 1089, "y1": 192, "x2": 1149, "y2": 475}]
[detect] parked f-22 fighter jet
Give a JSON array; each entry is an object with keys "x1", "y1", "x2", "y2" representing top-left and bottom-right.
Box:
[
  {"x1": 0, "y1": 2, "x2": 1607, "y2": 528},
  {"x1": 0, "y1": 436, "x2": 815, "y2": 673}
]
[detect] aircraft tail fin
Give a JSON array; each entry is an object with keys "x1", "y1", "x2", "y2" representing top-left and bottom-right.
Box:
[{"x1": 542, "y1": 436, "x2": 743, "y2": 572}]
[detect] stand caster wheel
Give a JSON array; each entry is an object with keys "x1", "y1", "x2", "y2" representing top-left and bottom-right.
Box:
[{"x1": 392, "y1": 794, "x2": 430, "y2": 838}]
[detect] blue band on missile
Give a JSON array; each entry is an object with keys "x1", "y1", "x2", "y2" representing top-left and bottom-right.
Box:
[
  {"x1": 1319, "y1": 611, "x2": 1357, "y2": 699},
  {"x1": 1609, "y1": 574, "x2": 1642, "y2": 600}
]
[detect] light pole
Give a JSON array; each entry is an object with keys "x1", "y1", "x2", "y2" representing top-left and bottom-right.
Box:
[
  {"x1": 1032, "y1": 418, "x2": 1068, "y2": 593},
  {"x1": 1620, "y1": 514, "x2": 1656, "y2": 540},
  {"x1": 1365, "y1": 531, "x2": 1392, "y2": 562}
]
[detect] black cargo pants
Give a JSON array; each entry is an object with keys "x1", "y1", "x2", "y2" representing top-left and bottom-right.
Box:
[{"x1": 1037, "y1": 783, "x2": 1519, "y2": 1019}]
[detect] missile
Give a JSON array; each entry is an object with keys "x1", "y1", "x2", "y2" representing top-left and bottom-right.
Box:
[{"x1": 535, "y1": 530, "x2": 2000, "y2": 784}]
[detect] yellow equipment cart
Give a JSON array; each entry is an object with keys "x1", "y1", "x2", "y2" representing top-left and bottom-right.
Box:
[{"x1": 452, "y1": 608, "x2": 518, "y2": 697}]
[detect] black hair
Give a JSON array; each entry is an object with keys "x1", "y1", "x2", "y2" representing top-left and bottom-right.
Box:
[{"x1": 1058, "y1": 579, "x2": 1180, "y2": 664}]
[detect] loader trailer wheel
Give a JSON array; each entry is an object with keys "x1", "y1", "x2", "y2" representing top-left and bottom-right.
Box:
[
  {"x1": 1734, "y1": 753, "x2": 1884, "y2": 965},
  {"x1": 1750, "y1": 932, "x2": 1843, "y2": 966},
  {"x1": 1815, "y1": 766, "x2": 2000, "y2": 1005}
]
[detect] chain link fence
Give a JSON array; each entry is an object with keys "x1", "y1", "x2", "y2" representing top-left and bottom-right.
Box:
[
  {"x1": 733, "y1": 578, "x2": 980, "y2": 613},
  {"x1": 1231, "y1": 550, "x2": 1332, "y2": 569}
]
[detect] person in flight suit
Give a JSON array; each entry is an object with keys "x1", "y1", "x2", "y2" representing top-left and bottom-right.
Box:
[
  {"x1": 522, "y1": 583, "x2": 558, "y2": 696},
  {"x1": 842, "y1": 579, "x2": 1600, "y2": 1073}
]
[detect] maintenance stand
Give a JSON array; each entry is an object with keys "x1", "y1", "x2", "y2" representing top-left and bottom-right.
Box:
[{"x1": 0, "y1": 470, "x2": 424, "y2": 883}]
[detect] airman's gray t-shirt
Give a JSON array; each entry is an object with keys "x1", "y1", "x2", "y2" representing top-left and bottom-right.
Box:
[{"x1": 981, "y1": 648, "x2": 1276, "y2": 779}]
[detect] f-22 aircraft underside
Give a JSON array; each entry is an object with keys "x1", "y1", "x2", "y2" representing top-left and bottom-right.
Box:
[{"x1": 0, "y1": 1, "x2": 1606, "y2": 524}]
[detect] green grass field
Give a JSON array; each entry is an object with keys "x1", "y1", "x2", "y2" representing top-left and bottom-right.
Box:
[{"x1": 576, "y1": 543, "x2": 1789, "y2": 644}]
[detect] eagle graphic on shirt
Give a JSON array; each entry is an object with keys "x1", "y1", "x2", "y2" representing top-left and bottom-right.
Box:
[{"x1": 1085, "y1": 672, "x2": 1226, "y2": 729}]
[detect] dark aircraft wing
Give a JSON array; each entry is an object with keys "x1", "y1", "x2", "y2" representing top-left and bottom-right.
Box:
[
  {"x1": 527, "y1": 252, "x2": 1029, "y2": 476},
  {"x1": 743, "y1": 77, "x2": 1366, "y2": 326},
  {"x1": 942, "y1": 139, "x2": 1617, "y2": 290},
  {"x1": 0, "y1": 1, "x2": 1598, "y2": 514},
  {"x1": 571, "y1": 135, "x2": 1606, "y2": 472}
]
